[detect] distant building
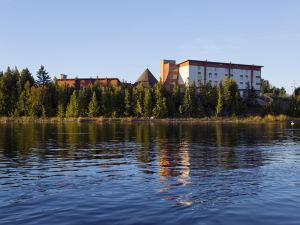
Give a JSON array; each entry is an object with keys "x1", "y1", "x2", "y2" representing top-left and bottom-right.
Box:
[
  {"x1": 160, "y1": 59, "x2": 263, "y2": 96},
  {"x1": 134, "y1": 68, "x2": 158, "y2": 88},
  {"x1": 56, "y1": 74, "x2": 121, "y2": 89}
]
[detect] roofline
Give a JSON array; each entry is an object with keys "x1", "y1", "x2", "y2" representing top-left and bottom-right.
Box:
[
  {"x1": 178, "y1": 59, "x2": 264, "y2": 68},
  {"x1": 56, "y1": 77, "x2": 121, "y2": 81}
]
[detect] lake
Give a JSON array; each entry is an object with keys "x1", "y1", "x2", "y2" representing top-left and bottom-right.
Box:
[{"x1": 0, "y1": 122, "x2": 300, "y2": 225}]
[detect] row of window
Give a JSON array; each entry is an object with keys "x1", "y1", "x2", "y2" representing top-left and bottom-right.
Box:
[
  {"x1": 197, "y1": 72, "x2": 261, "y2": 79},
  {"x1": 197, "y1": 66, "x2": 254, "y2": 73},
  {"x1": 194, "y1": 78, "x2": 261, "y2": 87},
  {"x1": 205, "y1": 80, "x2": 261, "y2": 86}
]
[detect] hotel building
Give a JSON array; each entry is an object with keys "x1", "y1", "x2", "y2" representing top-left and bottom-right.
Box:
[
  {"x1": 160, "y1": 59, "x2": 263, "y2": 96},
  {"x1": 56, "y1": 74, "x2": 121, "y2": 89}
]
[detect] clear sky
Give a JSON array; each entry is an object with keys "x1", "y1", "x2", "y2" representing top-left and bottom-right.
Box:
[{"x1": 0, "y1": 0, "x2": 299, "y2": 93}]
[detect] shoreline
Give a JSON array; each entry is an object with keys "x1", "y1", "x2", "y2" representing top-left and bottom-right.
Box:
[{"x1": 0, "y1": 115, "x2": 296, "y2": 124}]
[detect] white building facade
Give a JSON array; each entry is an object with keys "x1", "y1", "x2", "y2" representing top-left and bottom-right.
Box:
[{"x1": 161, "y1": 59, "x2": 263, "y2": 96}]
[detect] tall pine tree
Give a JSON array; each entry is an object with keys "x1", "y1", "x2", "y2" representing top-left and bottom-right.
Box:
[
  {"x1": 66, "y1": 91, "x2": 79, "y2": 117},
  {"x1": 88, "y1": 91, "x2": 99, "y2": 117},
  {"x1": 152, "y1": 82, "x2": 167, "y2": 118},
  {"x1": 36, "y1": 65, "x2": 50, "y2": 87}
]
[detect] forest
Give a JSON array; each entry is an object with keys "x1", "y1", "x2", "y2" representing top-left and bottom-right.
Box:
[{"x1": 1, "y1": 66, "x2": 300, "y2": 119}]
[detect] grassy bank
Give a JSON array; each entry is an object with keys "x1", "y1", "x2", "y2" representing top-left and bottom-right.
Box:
[{"x1": 0, "y1": 114, "x2": 296, "y2": 124}]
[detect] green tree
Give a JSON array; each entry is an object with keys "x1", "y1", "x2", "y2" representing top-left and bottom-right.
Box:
[
  {"x1": 42, "y1": 83, "x2": 57, "y2": 117},
  {"x1": 279, "y1": 87, "x2": 287, "y2": 97},
  {"x1": 203, "y1": 82, "x2": 217, "y2": 116},
  {"x1": 152, "y1": 82, "x2": 167, "y2": 118},
  {"x1": 78, "y1": 89, "x2": 88, "y2": 116},
  {"x1": 261, "y1": 79, "x2": 271, "y2": 94},
  {"x1": 133, "y1": 83, "x2": 144, "y2": 117},
  {"x1": 168, "y1": 84, "x2": 180, "y2": 117},
  {"x1": 111, "y1": 86, "x2": 123, "y2": 117},
  {"x1": 0, "y1": 76, "x2": 5, "y2": 115},
  {"x1": 143, "y1": 88, "x2": 152, "y2": 117},
  {"x1": 57, "y1": 103, "x2": 65, "y2": 118},
  {"x1": 88, "y1": 91, "x2": 99, "y2": 117},
  {"x1": 19, "y1": 68, "x2": 34, "y2": 90},
  {"x1": 223, "y1": 78, "x2": 240, "y2": 115},
  {"x1": 56, "y1": 84, "x2": 74, "y2": 117},
  {"x1": 245, "y1": 82, "x2": 257, "y2": 106},
  {"x1": 101, "y1": 86, "x2": 112, "y2": 116},
  {"x1": 294, "y1": 87, "x2": 300, "y2": 97},
  {"x1": 0, "y1": 67, "x2": 20, "y2": 116},
  {"x1": 15, "y1": 81, "x2": 31, "y2": 116},
  {"x1": 182, "y1": 86, "x2": 192, "y2": 117},
  {"x1": 36, "y1": 65, "x2": 50, "y2": 86},
  {"x1": 216, "y1": 83, "x2": 223, "y2": 117},
  {"x1": 66, "y1": 91, "x2": 79, "y2": 117},
  {"x1": 124, "y1": 88, "x2": 132, "y2": 116},
  {"x1": 28, "y1": 86, "x2": 43, "y2": 117}
]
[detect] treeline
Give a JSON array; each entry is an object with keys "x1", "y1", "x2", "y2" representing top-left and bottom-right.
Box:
[{"x1": 1, "y1": 66, "x2": 300, "y2": 118}]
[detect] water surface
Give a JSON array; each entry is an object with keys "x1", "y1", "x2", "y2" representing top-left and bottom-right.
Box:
[{"x1": 0, "y1": 122, "x2": 300, "y2": 225}]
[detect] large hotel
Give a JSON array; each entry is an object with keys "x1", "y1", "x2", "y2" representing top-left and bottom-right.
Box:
[{"x1": 160, "y1": 59, "x2": 263, "y2": 95}]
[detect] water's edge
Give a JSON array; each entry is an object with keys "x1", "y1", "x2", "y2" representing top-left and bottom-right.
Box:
[{"x1": 0, "y1": 115, "x2": 297, "y2": 124}]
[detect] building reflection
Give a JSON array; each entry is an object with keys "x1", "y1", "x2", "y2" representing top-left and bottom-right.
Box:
[{"x1": 0, "y1": 121, "x2": 294, "y2": 173}]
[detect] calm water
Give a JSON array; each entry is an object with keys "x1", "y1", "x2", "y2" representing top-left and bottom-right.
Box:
[{"x1": 0, "y1": 122, "x2": 300, "y2": 225}]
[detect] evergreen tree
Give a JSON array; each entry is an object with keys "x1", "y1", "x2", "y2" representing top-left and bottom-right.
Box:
[
  {"x1": 143, "y1": 88, "x2": 152, "y2": 117},
  {"x1": 36, "y1": 65, "x2": 50, "y2": 86},
  {"x1": 189, "y1": 82, "x2": 200, "y2": 116},
  {"x1": 279, "y1": 87, "x2": 287, "y2": 97},
  {"x1": 152, "y1": 82, "x2": 167, "y2": 118},
  {"x1": 216, "y1": 83, "x2": 223, "y2": 117},
  {"x1": 124, "y1": 88, "x2": 132, "y2": 116},
  {"x1": 19, "y1": 68, "x2": 34, "y2": 90},
  {"x1": 88, "y1": 91, "x2": 99, "y2": 117},
  {"x1": 133, "y1": 83, "x2": 144, "y2": 117},
  {"x1": 233, "y1": 92, "x2": 246, "y2": 116},
  {"x1": 169, "y1": 84, "x2": 180, "y2": 116},
  {"x1": 245, "y1": 82, "x2": 257, "y2": 106},
  {"x1": 111, "y1": 86, "x2": 123, "y2": 117},
  {"x1": 28, "y1": 86, "x2": 43, "y2": 117},
  {"x1": 204, "y1": 82, "x2": 217, "y2": 116},
  {"x1": 223, "y1": 78, "x2": 239, "y2": 115},
  {"x1": 182, "y1": 86, "x2": 192, "y2": 117},
  {"x1": 294, "y1": 87, "x2": 300, "y2": 97},
  {"x1": 57, "y1": 103, "x2": 65, "y2": 118},
  {"x1": 15, "y1": 81, "x2": 31, "y2": 116},
  {"x1": 101, "y1": 86, "x2": 112, "y2": 116},
  {"x1": 57, "y1": 84, "x2": 73, "y2": 117},
  {"x1": 66, "y1": 91, "x2": 79, "y2": 117},
  {"x1": 0, "y1": 67, "x2": 20, "y2": 116},
  {"x1": 0, "y1": 76, "x2": 5, "y2": 115},
  {"x1": 78, "y1": 89, "x2": 88, "y2": 116},
  {"x1": 42, "y1": 83, "x2": 57, "y2": 117}
]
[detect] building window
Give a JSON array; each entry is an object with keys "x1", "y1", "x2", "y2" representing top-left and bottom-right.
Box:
[
  {"x1": 225, "y1": 74, "x2": 228, "y2": 77},
  {"x1": 240, "y1": 75, "x2": 243, "y2": 77},
  {"x1": 245, "y1": 75, "x2": 248, "y2": 78},
  {"x1": 209, "y1": 73, "x2": 212, "y2": 78},
  {"x1": 240, "y1": 82, "x2": 243, "y2": 84},
  {"x1": 256, "y1": 83, "x2": 261, "y2": 85},
  {"x1": 214, "y1": 73, "x2": 218, "y2": 76},
  {"x1": 198, "y1": 71, "x2": 201, "y2": 75},
  {"x1": 256, "y1": 76, "x2": 261, "y2": 78}
]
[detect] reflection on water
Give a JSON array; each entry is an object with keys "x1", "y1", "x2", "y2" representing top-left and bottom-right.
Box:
[{"x1": 0, "y1": 122, "x2": 300, "y2": 225}]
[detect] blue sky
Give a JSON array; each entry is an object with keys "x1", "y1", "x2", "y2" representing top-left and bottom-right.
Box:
[{"x1": 0, "y1": 0, "x2": 299, "y2": 93}]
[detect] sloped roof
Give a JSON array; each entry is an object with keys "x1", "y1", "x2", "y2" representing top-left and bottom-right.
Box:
[{"x1": 135, "y1": 68, "x2": 158, "y2": 87}]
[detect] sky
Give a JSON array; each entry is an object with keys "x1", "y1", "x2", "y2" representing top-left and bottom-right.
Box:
[{"x1": 0, "y1": 0, "x2": 299, "y2": 93}]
